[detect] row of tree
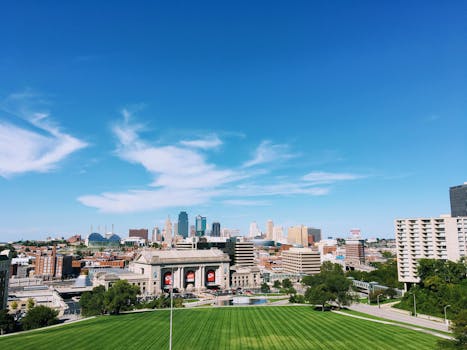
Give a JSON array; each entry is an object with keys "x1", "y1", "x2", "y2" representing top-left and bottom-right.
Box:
[
  {"x1": 0, "y1": 305, "x2": 59, "y2": 334},
  {"x1": 395, "y1": 259, "x2": 466, "y2": 320},
  {"x1": 80, "y1": 280, "x2": 140, "y2": 316},
  {"x1": 80, "y1": 280, "x2": 185, "y2": 317}
]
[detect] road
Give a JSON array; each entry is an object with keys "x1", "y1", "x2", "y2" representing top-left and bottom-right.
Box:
[{"x1": 348, "y1": 302, "x2": 450, "y2": 332}]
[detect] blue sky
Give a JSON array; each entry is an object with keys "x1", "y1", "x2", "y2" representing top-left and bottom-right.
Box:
[{"x1": 1, "y1": 1, "x2": 466, "y2": 241}]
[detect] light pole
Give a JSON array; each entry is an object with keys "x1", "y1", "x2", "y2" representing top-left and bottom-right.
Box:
[
  {"x1": 377, "y1": 293, "x2": 382, "y2": 309},
  {"x1": 413, "y1": 292, "x2": 417, "y2": 317},
  {"x1": 169, "y1": 266, "x2": 174, "y2": 350},
  {"x1": 444, "y1": 305, "x2": 451, "y2": 326}
]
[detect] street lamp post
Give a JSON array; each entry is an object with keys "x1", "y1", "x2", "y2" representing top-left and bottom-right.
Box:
[
  {"x1": 169, "y1": 266, "x2": 174, "y2": 350},
  {"x1": 377, "y1": 294, "x2": 382, "y2": 309},
  {"x1": 444, "y1": 305, "x2": 451, "y2": 326},
  {"x1": 413, "y1": 292, "x2": 417, "y2": 317}
]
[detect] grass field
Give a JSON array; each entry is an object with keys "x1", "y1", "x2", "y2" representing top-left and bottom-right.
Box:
[{"x1": 0, "y1": 306, "x2": 439, "y2": 350}]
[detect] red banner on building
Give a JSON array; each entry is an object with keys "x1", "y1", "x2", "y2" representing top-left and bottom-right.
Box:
[
  {"x1": 164, "y1": 272, "x2": 172, "y2": 286},
  {"x1": 186, "y1": 271, "x2": 195, "y2": 283},
  {"x1": 207, "y1": 270, "x2": 215, "y2": 283}
]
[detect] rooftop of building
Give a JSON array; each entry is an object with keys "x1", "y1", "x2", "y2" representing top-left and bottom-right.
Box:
[{"x1": 133, "y1": 248, "x2": 230, "y2": 264}]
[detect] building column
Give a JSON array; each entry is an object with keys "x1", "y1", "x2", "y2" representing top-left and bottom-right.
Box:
[
  {"x1": 200, "y1": 265, "x2": 205, "y2": 290},
  {"x1": 195, "y1": 267, "x2": 202, "y2": 292},
  {"x1": 180, "y1": 266, "x2": 184, "y2": 292}
]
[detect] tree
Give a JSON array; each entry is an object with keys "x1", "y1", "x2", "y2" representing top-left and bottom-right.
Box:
[
  {"x1": 260, "y1": 283, "x2": 270, "y2": 294},
  {"x1": 104, "y1": 280, "x2": 140, "y2": 315},
  {"x1": 438, "y1": 309, "x2": 467, "y2": 349},
  {"x1": 381, "y1": 251, "x2": 395, "y2": 259},
  {"x1": 80, "y1": 285, "x2": 106, "y2": 316},
  {"x1": 27, "y1": 298, "x2": 35, "y2": 310},
  {"x1": 369, "y1": 290, "x2": 385, "y2": 304},
  {"x1": 303, "y1": 262, "x2": 354, "y2": 310},
  {"x1": 305, "y1": 285, "x2": 333, "y2": 311},
  {"x1": 289, "y1": 293, "x2": 305, "y2": 304},
  {"x1": 21, "y1": 306, "x2": 59, "y2": 330},
  {"x1": 385, "y1": 288, "x2": 397, "y2": 299},
  {"x1": 282, "y1": 279, "x2": 292, "y2": 289},
  {"x1": 396, "y1": 259, "x2": 466, "y2": 318},
  {"x1": 0, "y1": 310, "x2": 16, "y2": 334},
  {"x1": 10, "y1": 301, "x2": 18, "y2": 311},
  {"x1": 273, "y1": 280, "x2": 281, "y2": 289}
]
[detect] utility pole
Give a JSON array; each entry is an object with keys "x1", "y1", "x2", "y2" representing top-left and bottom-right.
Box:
[
  {"x1": 169, "y1": 266, "x2": 174, "y2": 350},
  {"x1": 444, "y1": 305, "x2": 451, "y2": 326},
  {"x1": 413, "y1": 293, "x2": 417, "y2": 317}
]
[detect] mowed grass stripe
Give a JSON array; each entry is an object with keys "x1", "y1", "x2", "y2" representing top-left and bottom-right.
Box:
[
  {"x1": 0, "y1": 306, "x2": 439, "y2": 350},
  {"x1": 275, "y1": 307, "x2": 316, "y2": 348},
  {"x1": 250, "y1": 307, "x2": 280, "y2": 349}
]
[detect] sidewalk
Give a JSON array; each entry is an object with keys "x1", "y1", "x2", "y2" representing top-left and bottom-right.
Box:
[
  {"x1": 333, "y1": 310, "x2": 453, "y2": 340},
  {"x1": 348, "y1": 302, "x2": 450, "y2": 333}
]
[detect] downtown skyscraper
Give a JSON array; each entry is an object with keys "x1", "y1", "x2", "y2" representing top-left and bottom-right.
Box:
[
  {"x1": 178, "y1": 211, "x2": 189, "y2": 238},
  {"x1": 195, "y1": 215, "x2": 206, "y2": 236}
]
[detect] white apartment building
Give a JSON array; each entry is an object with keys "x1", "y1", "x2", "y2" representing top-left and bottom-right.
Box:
[
  {"x1": 282, "y1": 248, "x2": 321, "y2": 275},
  {"x1": 395, "y1": 215, "x2": 467, "y2": 289}
]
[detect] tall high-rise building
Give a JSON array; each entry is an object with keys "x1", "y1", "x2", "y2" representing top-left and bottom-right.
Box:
[
  {"x1": 195, "y1": 215, "x2": 206, "y2": 236},
  {"x1": 395, "y1": 215, "x2": 467, "y2": 289},
  {"x1": 0, "y1": 249, "x2": 11, "y2": 310},
  {"x1": 226, "y1": 238, "x2": 255, "y2": 267},
  {"x1": 307, "y1": 228, "x2": 322, "y2": 245},
  {"x1": 273, "y1": 226, "x2": 283, "y2": 242},
  {"x1": 266, "y1": 220, "x2": 274, "y2": 240},
  {"x1": 450, "y1": 183, "x2": 467, "y2": 217},
  {"x1": 345, "y1": 239, "x2": 365, "y2": 266},
  {"x1": 211, "y1": 222, "x2": 221, "y2": 237},
  {"x1": 249, "y1": 222, "x2": 260, "y2": 238},
  {"x1": 164, "y1": 216, "x2": 173, "y2": 243},
  {"x1": 152, "y1": 226, "x2": 161, "y2": 242},
  {"x1": 287, "y1": 225, "x2": 308, "y2": 246},
  {"x1": 221, "y1": 228, "x2": 240, "y2": 238},
  {"x1": 178, "y1": 211, "x2": 189, "y2": 238}
]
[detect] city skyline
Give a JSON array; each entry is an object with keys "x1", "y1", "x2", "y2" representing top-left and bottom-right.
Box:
[{"x1": 1, "y1": 2, "x2": 466, "y2": 241}]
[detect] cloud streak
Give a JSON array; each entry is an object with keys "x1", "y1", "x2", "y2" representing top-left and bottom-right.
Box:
[
  {"x1": 243, "y1": 140, "x2": 297, "y2": 167},
  {"x1": 179, "y1": 134, "x2": 222, "y2": 150},
  {"x1": 78, "y1": 110, "x2": 365, "y2": 213},
  {"x1": 302, "y1": 171, "x2": 366, "y2": 184},
  {"x1": 0, "y1": 93, "x2": 88, "y2": 178}
]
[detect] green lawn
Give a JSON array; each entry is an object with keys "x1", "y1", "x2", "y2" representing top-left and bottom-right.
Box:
[{"x1": 0, "y1": 306, "x2": 439, "y2": 350}]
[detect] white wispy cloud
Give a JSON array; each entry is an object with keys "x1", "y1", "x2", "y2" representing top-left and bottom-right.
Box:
[
  {"x1": 243, "y1": 140, "x2": 297, "y2": 167},
  {"x1": 0, "y1": 93, "x2": 88, "y2": 178},
  {"x1": 179, "y1": 134, "x2": 222, "y2": 150},
  {"x1": 79, "y1": 110, "x2": 245, "y2": 212},
  {"x1": 222, "y1": 199, "x2": 271, "y2": 206},
  {"x1": 302, "y1": 171, "x2": 366, "y2": 184},
  {"x1": 79, "y1": 188, "x2": 215, "y2": 213},
  {"x1": 232, "y1": 183, "x2": 330, "y2": 196},
  {"x1": 78, "y1": 110, "x2": 365, "y2": 213}
]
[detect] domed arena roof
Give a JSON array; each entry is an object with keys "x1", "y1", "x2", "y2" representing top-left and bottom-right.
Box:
[
  {"x1": 88, "y1": 232, "x2": 106, "y2": 242},
  {"x1": 107, "y1": 234, "x2": 121, "y2": 241}
]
